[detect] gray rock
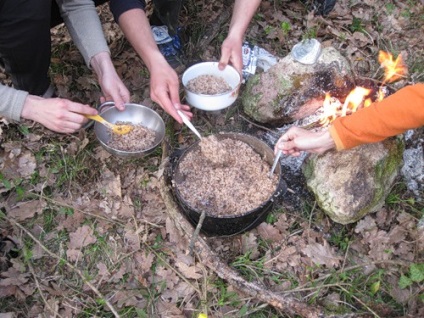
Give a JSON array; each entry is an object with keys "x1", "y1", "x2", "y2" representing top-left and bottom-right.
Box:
[
  {"x1": 303, "y1": 139, "x2": 404, "y2": 224},
  {"x1": 242, "y1": 46, "x2": 355, "y2": 125},
  {"x1": 401, "y1": 129, "x2": 424, "y2": 200}
]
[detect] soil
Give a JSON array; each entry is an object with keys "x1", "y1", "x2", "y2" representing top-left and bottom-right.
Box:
[{"x1": 176, "y1": 135, "x2": 279, "y2": 217}]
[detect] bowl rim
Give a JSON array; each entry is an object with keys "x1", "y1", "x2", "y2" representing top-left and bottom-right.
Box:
[{"x1": 182, "y1": 61, "x2": 242, "y2": 97}]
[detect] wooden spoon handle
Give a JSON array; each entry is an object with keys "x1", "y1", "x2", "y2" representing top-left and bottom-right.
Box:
[{"x1": 83, "y1": 114, "x2": 114, "y2": 129}]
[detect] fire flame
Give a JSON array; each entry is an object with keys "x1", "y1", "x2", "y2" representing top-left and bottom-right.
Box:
[
  {"x1": 319, "y1": 87, "x2": 370, "y2": 126},
  {"x1": 341, "y1": 86, "x2": 372, "y2": 116},
  {"x1": 378, "y1": 51, "x2": 408, "y2": 84},
  {"x1": 318, "y1": 51, "x2": 408, "y2": 126}
]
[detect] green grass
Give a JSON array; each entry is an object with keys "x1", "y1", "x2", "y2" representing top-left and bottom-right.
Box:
[
  {"x1": 350, "y1": 17, "x2": 365, "y2": 33},
  {"x1": 328, "y1": 226, "x2": 352, "y2": 252}
]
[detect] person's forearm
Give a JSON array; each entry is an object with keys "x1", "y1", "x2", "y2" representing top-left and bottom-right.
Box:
[
  {"x1": 330, "y1": 83, "x2": 424, "y2": 150},
  {"x1": 57, "y1": 0, "x2": 110, "y2": 67},
  {"x1": 117, "y1": 8, "x2": 167, "y2": 71},
  {"x1": 227, "y1": 0, "x2": 261, "y2": 39},
  {"x1": 90, "y1": 51, "x2": 117, "y2": 80}
]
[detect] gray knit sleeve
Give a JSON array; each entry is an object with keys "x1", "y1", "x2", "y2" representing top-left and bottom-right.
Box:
[
  {"x1": 0, "y1": 84, "x2": 29, "y2": 122},
  {"x1": 55, "y1": 0, "x2": 110, "y2": 67}
]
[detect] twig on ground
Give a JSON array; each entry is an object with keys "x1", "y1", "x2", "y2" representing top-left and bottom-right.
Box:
[
  {"x1": 337, "y1": 285, "x2": 381, "y2": 318},
  {"x1": 239, "y1": 114, "x2": 276, "y2": 133},
  {"x1": 189, "y1": 210, "x2": 206, "y2": 255},
  {"x1": 28, "y1": 261, "x2": 65, "y2": 318},
  {"x1": 143, "y1": 242, "x2": 202, "y2": 295}
]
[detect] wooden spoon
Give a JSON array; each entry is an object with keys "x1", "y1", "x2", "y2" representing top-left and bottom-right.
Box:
[{"x1": 84, "y1": 114, "x2": 134, "y2": 135}]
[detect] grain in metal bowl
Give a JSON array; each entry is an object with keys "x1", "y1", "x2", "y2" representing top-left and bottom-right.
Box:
[{"x1": 94, "y1": 102, "x2": 165, "y2": 158}]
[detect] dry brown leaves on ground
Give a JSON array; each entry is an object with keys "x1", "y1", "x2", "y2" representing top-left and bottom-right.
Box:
[{"x1": 1, "y1": 0, "x2": 423, "y2": 317}]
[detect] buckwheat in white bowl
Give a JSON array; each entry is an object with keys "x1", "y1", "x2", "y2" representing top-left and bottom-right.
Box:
[{"x1": 182, "y1": 62, "x2": 242, "y2": 111}]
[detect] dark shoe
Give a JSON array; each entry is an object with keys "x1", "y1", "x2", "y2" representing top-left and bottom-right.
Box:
[
  {"x1": 313, "y1": 0, "x2": 337, "y2": 16},
  {"x1": 301, "y1": 0, "x2": 337, "y2": 16},
  {"x1": 152, "y1": 26, "x2": 184, "y2": 69}
]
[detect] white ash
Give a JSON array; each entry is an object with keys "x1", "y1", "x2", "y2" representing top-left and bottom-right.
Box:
[
  {"x1": 107, "y1": 122, "x2": 156, "y2": 152},
  {"x1": 186, "y1": 74, "x2": 232, "y2": 95},
  {"x1": 177, "y1": 136, "x2": 279, "y2": 217}
]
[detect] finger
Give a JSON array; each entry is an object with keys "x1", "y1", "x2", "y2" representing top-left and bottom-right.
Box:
[
  {"x1": 120, "y1": 86, "x2": 131, "y2": 104},
  {"x1": 180, "y1": 109, "x2": 193, "y2": 120},
  {"x1": 68, "y1": 102, "x2": 98, "y2": 116},
  {"x1": 179, "y1": 103, "x2": 191, "y2": 112},
  {"x1": 112, "y1": 94, "x2": 126, "y2": 111},
  {"x1": 175, "y1": 103, "x2": 193, "y2": 120},
  {"x1": 156, "y1": 91, "x2": 181, "y2": 123},
  {"x1": 171, "y1": 99, "x2": 193, "y2": 120},
  {"x1": 218, "y1": 48, "x2": 231, "y2": 70},
  {"x1": 280, "y1": 133, "x2": 292, "y2": 142}
]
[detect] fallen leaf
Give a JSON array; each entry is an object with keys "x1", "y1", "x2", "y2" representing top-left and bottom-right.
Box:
[
  {"x1": 175, "y1": 261, "x2": 202, "y2": 280},
  {"x1": 68, "y1": 225, "x2": 97, "y2": 249},
  {"x1": 118, "y1": 195, "x2": 134, "y2": 218},
  {"x1": 257, "y1": 223, "x2": 283, "y2": 242},
  {"x1": 7, "y1": 200, "x2": 46, "y2": 221},
  {"x1": 66, "y1": 249, "x2": 81, "y2": 262},
  {"x1": 242, "y1": 232, "x2": 260, "y2": 259},
  {"x1": 302, "y1": 241, "x2": 341, "y2": 268},
  {"x1": 97, "y1": 262, "x2": 111, "y2": 278},
  {"x1": 17, "y1": 151, "x2": 36, "y2": 178}
]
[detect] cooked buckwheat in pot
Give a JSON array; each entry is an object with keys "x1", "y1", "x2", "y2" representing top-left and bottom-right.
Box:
[{"x1": 176, "y1": 135, "x2": 279, "y2": 217}]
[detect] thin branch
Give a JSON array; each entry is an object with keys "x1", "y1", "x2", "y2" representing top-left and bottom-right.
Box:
[
  {"x1": 337, "y1": 285, "x2": 381, "y2": 318},
  {"x1": 189, "y1": 210, "x2": 206, "y2": 255},
  {"x1": 143, "y1": 242, "x2": 202, "y2": 296},
  {"x1": 7, "y1": 217, "x2": 121, "y2": 318},
  {"x1": 28, "y1": 261, "x2": 65, "y2": 318}
]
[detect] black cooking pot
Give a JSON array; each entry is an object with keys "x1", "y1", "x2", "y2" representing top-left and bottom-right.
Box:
[{"x1": 170, "y1": 132, "x2": 286, "y2": 237}]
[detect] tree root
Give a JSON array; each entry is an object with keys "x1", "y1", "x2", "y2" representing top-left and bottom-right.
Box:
[{"x1": 158, "y1": 142, "x2": 324, "y2": 318}]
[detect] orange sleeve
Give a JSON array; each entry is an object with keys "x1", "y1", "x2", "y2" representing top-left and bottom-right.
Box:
[{"x1": 329, "y1": 83, "x2": 424, "y2": 150}]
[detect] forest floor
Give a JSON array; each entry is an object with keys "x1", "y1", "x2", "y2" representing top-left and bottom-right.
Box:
[{"x1": 1, "y1": 1, "x2": 423, "y2": 317}]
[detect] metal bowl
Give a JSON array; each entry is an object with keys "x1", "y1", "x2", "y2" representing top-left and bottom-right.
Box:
[
  {"x1": 94, "y1": 102, "x2": 165, "y2": 158},
  {"x1": 182, "y1": 62, "x2": 242, "y2": 111}
]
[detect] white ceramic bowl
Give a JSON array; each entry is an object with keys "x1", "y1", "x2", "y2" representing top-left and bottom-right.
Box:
[{"x1": 182, "y1": 62, "x2": 242, "y2": 111}]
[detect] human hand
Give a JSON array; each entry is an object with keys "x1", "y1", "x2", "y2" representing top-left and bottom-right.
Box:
[
  {"x1": 90, "y1": 52, "x2": 130, "y2": 111},
  {"x1": 149, "y1": 60, "x2": 192, "y2": 124},
  {"x1": 275, "y1": 127, "x2": 336, "y2": 156},
  {"x1": 218, "y1": 35, "x2": 243, "y2": 74},
  {"x1": 21, "y1": 95, "x2": 98, "y2": 133}
]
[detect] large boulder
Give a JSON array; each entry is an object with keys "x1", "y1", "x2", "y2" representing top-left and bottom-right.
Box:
[
  {"x1": 242, "y1": 46, "x2": 355, "y2": 125},
  {"x1": 302, "y1": 138, "x2": 404, "y2": 224}
]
